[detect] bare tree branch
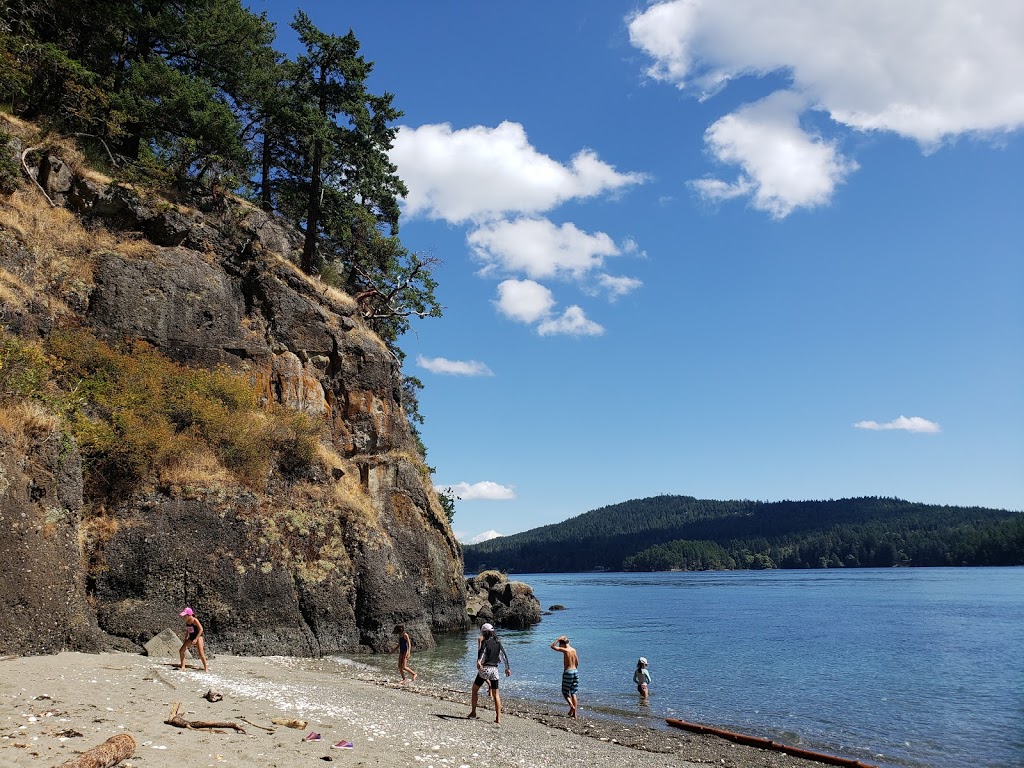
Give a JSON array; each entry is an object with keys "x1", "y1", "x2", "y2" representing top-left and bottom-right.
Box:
[{"x1": 20, "y1": 147, "x2": 56, "y2": 207}]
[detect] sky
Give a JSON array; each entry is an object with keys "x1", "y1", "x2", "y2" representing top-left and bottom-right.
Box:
[{"x1": 251, "y1": 1, "x2": 1024, "y2": 542}]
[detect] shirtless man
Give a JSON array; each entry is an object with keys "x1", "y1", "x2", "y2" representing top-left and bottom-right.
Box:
[{"x1": 550, "y1": 635, "x2": 579, "y2": 718}]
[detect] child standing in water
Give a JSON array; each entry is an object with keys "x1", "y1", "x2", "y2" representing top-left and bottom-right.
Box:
[
  {"x1": 634, "y1": 656, "x2": 651, "y2": 699},
  {"x1": 178, "y1": 607, "x2": 208, "y2": 672},
  {"x1": 394, "y1": 624, "x2": 417, "y2": 682}
]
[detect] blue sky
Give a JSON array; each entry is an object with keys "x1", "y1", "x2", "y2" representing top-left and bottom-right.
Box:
[{"x1": 252, "y1": 1, "x2": 1024, "y2": 542}]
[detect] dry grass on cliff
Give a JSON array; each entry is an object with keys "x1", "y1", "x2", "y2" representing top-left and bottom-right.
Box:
[
  {"x1": 0, "y1": 187, "x2": 155, "y2": 304},
  {"x1": 39, "y1": 330, "x2": 321, "y2": 498},
  {"x1": 0, "y1": 400, "x2": 61, "y2": 451},
  {"x1": 156, "y1": 450, "x2": 234, "y2": 492}
]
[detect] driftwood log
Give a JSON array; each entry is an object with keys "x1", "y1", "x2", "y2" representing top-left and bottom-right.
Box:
[
  {"x1": 56, "y1": 733, "x2": 136, "y2": 768},
  {"x1": 164, "y1": 701, "x2": 246, "y2": 733}
]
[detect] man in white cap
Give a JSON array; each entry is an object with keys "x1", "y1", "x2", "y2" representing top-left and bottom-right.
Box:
[{"x1": 468, "y1": 623, "x2": 511, "y2": 723}]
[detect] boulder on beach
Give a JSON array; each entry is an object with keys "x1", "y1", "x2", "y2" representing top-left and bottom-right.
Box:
[{"x1": 144, "y1": 628, "x2": 185, "y2": 659}]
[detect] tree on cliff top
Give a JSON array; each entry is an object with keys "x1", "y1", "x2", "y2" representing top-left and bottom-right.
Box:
[
  {"x1": 275, "y1": 12, "x2": 441, "y2": 351},
  {"x1": 277, "y1": 12, "x2": 405, "y2": 275}
]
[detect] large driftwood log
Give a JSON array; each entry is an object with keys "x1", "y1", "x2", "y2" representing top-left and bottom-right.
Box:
[
  {"x1": 164, "y1": 701, "x2": 246, "y2": 733},
  {"x1": 56, "y1": 733, "x2": 136, "y2": 768}
]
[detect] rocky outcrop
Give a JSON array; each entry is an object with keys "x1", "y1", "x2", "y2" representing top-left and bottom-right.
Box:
[
  {"x1": 0, "y1": 410, "x2": 118, "y2": 655},
  {"x1": 465, "y1": 571, "x2": 542, "y2": 630},
  {"x1": 0, "y1": 155, "x2": 468, "y2": 656}
]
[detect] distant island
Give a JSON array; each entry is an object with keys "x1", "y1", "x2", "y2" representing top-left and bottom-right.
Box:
[{"x1": 463, "y1": 495, "x2": 1024, "y2": 572}]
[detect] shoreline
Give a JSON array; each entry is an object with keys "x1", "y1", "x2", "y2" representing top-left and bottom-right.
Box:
[{"x1": 1, "y1": 651, "x2": 858, "y2": 768}]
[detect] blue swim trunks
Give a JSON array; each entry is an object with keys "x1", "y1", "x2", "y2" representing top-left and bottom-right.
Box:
[{"x1": 561, "y1": 668, "x2": 579, "y2": 696}]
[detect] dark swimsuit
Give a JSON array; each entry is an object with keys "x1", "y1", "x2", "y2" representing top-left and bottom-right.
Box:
[{"x1": 399, "y1": 637, "x2": 410, "y2": 654}]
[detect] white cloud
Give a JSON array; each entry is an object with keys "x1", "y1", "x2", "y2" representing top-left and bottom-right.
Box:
[
  {"x1": 417, "y1": 355, "x2": 494, "y2": 377},
  {"x1": 468, "y1": 217, "x2": 621, "y2": 280},
  {"x1": 691, "y1": 91, "x2": 858, "y2": 218},
  {"x1": 538, "y1": 306, "x2": 605, "y2": 337},
  {"x1": 494, "y1": 279, "x2": 556, "y2": 324},
  {"x1": 462, "y1": 530, "x2": 504, "y2": 545},
  {"x1": 495, "y1": 280, "x2": 604, "y2": 337},
  {"x1": 628, "y1": 0, "x2": 1024, "y2": 214},
  {"x1": 594, "y1": 274, "x2": 643, "y2": 301},
  {"x1": 391, "y1": 121, "x2": 646, "y2": 224},
  {"x1": 854, "y1": 416, "x2": 942, "y2": 434},
  {"x1": 437, "y1": 481, "x2": 517, "y2": 501}
]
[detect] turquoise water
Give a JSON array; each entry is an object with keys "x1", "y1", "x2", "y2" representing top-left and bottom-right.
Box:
[{"x1": 358, "y1": 568, "x2": 1024, "y2": 768}]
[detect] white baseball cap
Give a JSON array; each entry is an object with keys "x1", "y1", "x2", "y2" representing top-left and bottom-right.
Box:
[{"x1": 481, "y1": 623, "x2": 494, "y2": 632}]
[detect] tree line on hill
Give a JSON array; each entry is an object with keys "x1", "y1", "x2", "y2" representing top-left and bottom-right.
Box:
[{"x1": 463, "y1": 495, "x2": 1024, "y2": 572}]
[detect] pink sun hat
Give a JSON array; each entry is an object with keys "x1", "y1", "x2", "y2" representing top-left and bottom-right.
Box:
[{"x1": 179, "y1": 607, "x2": 194, "y2": 616}]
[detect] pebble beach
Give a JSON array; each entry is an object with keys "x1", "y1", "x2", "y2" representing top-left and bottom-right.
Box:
[{"x1": 0, "y1": 652, "x2": 844, "y2": 768}]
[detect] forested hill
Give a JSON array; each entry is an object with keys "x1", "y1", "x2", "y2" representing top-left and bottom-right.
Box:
[{"x1": 463, "y1": 495, "x2": 1024, "y2": 572}]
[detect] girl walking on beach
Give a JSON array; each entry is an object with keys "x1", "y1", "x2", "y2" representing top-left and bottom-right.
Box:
[
  {"x1": 634, "y1": 656, "x2": 651, "y2": 699},
  {"x1": 394, "y1": 624, "x2": 417, "y2": 682},
  {"x1": 178, "y1": 607, "x2": 208, "y2": 672}
]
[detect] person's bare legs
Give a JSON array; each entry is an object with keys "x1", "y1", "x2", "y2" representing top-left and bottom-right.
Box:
[
  {"x1": 178, "y1": 642, "x2": 189, "y2": 670},
  {"x1": 195, "y1": 637, "x2": 208, "y2": 672},
  {"x1": 493, "y1": 688, "x2": 502, "y2": 724},
  {"x1": 569, "y1": 692, "x2": 578, "y2": 718},
  {"x1": 468, "y1": 682, "x2": 481, "y2": 718},
  {"x1": 399, "y1": 653, "x2": 416, "y2": 682}
]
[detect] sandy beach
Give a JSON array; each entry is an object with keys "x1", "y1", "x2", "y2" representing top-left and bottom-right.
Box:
[{"x1": 0, "y1": 652, "x2": 843, "y2": 768}]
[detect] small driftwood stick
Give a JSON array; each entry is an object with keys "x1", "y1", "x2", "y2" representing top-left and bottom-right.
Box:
[
  {"x1": 239, "y1": 717, "x2": 275, "y2": 733},
  {"x1": 56, "y1": 733, "x2": 136, "y2": 768},
  {"x1": 164, "y1": 701, "x2": 246, "y2": 734}
]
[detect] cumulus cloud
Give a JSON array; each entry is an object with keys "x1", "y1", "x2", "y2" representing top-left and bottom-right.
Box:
[
  {"x1": 467, "y1": 217, "x2": 621, "y2": 280},
  {"x1": 461, "y1": 530, "x2": 504, "y2": 545},
  {"x1": 494, "y1": 279, "x2": 556, "y2": 324},
  {"x1": 538, "y1": 306, "x2": 605, "y2": 337},
  {"x1": 437, "y1": 481, "x2": 517, "y2": 501},
  {"x1": 495, "y1": 280, "x2": 604, "y2": 336},
  {"x1": 391, "y1": 122, "x2": 647, "y2": 332},
  {"x1": 854, "y1": 416, "x2": 942, "y2": 434},
  {"x1": 595, "y1": 274, "x2": 643, "y2": 301},
  {"x1": 691, "y1": 91, "x2": 858, "y2": 218},
  {"x1": 417, "y1": 356, "x2": 494, "y2": 377},
  {"x1": 391, "y1": 121, "x2": 646, "y2": 224},
  {"x1": 628, "y1": 0, "x2": 1024, "y2": 214}
]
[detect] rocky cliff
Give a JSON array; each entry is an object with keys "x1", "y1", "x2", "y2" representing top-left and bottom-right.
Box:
[{"x1": 0, "y1": 126, "x2": 467, "y2": 656}]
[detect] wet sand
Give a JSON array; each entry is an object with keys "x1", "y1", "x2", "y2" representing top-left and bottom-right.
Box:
[{"x1": 0, "y1": 652, "x2": 845, "y2": 768}]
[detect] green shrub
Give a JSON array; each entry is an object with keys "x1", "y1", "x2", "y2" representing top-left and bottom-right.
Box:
[
  {"x1": 0, "y1": 331, "x2": 51, "y2": 400},
  {"x1": 0, "y1": 131, "x2": 18, "y2": 195},
  {"x1": 46, "y1": 329, "x2": 322, "y2": 497}
]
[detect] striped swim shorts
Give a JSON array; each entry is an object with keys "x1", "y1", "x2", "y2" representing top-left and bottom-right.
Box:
[{"x1": 561, "y1": 668, "x2": 579, "y2": 696}]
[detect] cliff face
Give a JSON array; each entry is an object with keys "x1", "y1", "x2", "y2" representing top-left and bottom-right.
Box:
[{"x1": 0, "y1": 137, "x2": 466, "y2": 656}]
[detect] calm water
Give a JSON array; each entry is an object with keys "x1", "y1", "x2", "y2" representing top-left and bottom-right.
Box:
[{"x1": 353, "y1": 568, "x2": 1024, "y2": 768}]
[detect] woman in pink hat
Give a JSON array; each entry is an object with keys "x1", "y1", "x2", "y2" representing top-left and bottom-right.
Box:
[{"x1": 178, "y1": 607, "x2": 208, "y2": 672}]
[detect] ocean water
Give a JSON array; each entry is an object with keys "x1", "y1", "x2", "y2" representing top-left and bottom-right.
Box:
[{"x1": 350, "y1": 568, "x2": 1024, "y2": 768}]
